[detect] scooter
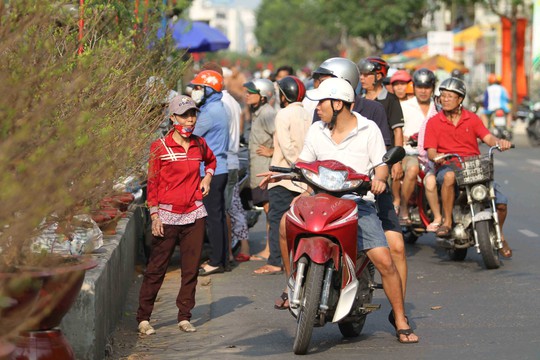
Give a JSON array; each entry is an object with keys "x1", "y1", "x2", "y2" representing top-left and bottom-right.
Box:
[
  {"x1": 489, "y1": 109, "x2": 512, "y2": 141},
  {"x1": 270, "y1": 147, "x2": 404, "y2": 355},
  {"x1": 526, "y1": 102, "x2": 540, "y2": 147},
  {"x1": 433, "y1": 144, "x2": 514, "y2": 269}
]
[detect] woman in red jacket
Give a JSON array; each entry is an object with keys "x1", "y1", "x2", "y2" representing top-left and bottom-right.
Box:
[{"x1": 137, "y1": 95, "x2": 216, "y2": 335}]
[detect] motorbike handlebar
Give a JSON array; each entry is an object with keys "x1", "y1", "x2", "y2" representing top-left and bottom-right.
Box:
[{"x1": 269, "y1": 166, "x2": 295, "y2": 173}]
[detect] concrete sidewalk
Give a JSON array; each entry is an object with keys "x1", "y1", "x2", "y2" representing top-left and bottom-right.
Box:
[{"x1": 107, "y1": 215, "x2": 298, "y2": 360}]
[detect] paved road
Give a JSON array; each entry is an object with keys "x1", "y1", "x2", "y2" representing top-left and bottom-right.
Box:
[{"x1": 109, "y1": 134, "x2": 540, "y2": 360}]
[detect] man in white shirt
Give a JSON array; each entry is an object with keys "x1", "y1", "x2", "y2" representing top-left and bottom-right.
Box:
[
  {"x1": 398, "y1": 68, "x2": 441, "y2": 232},
  {"x1": 260, "y1": 78, "x2": 418, "y2": 344},
  {"x1": 254, "y1": 76, "x2": 311, "y2": 275}
]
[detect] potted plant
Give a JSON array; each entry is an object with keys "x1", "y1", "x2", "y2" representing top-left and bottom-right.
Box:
[{"x1": 0, "y1": 0, "x2": 186, "y2": 355}]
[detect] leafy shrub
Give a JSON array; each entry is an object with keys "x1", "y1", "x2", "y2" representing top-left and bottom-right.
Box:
[{"x1": 0, "y1": 0, "x2": 187, "y2": 269}]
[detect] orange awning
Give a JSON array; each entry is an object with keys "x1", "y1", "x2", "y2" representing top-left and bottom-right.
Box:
[
  {"x1": 404, "y1": 54, "x2": 468, "y2": 73},
  {"x1": 453, "y1": 25, "x2": 483, "y2": 43}
]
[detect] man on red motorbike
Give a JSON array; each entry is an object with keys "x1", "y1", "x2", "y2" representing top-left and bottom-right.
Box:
[
  {"x1": 260, "y1": 78, "x2": 419, "y2": 344},
  {"x1": 424, "y1": 77, "x2": 513, "y2": 257}
]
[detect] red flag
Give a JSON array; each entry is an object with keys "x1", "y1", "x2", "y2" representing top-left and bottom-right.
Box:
[{"x1": 501, "y1": 17, "x2": 528, "y2": 103}]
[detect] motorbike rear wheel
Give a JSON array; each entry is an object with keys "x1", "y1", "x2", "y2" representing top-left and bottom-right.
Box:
[
  {"x1": 448, "y1": 248, "x2": 468, "y2": 261},
  {"x1": 293, "y1": 260, "x2": 324, "y2": 355},
  {"x1": 403, "y1": 230, "x2": 419, "y2": 244},
  {"x1": 338, "y1": 261, "x2": 374, "y2": 337},
  {"x1": 476, "y1": 220, "x2": 500, "y2": 269}
]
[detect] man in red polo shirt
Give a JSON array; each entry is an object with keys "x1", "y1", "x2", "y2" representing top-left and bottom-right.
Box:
[{"x1": 424, "y1": 77, "x2": 513, "y2": 257}]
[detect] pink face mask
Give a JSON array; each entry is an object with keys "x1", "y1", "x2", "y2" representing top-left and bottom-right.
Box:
[{"x1": 173, "y1": 124, "x2": 194, "y2": 138}]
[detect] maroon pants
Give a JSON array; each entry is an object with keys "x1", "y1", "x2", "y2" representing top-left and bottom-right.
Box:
[{"x1": 137, "y1": 218, "x2": 205, "y2": 323}]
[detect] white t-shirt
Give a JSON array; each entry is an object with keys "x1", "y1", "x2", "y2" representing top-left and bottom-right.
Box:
[
  {"x1": 401, "y1": 97, "x2": 436, "y2": 153},
  {"x1": 299, "y1": 111, "x2": 387, "y2": 202},
  {"x1": 222, "y1": 90, "x2": 241, "y2": 170}
]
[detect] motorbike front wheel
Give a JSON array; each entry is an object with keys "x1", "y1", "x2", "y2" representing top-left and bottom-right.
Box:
[
  {"x1": 476, "y1": 220, "x2": 500, "y2": 269},
  {"x1": 293, "y1": 260, "x2": 324, "y2": 355}
]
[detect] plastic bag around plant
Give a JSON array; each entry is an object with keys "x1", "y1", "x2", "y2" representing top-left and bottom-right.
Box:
[
  {"x1": 68, "y1": 214, "x2": 104, "y2": 255},
  {"x1": 32, "y1": 214, "x2": 103, "y2": 256}
]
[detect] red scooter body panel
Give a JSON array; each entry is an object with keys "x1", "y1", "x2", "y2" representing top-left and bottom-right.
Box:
[
  {"x1": 293, "y1": 237, "x2": 340, "y2": 268},
  {"x1": 286, "y1": 193, "x2": 359, "y2": 268}
]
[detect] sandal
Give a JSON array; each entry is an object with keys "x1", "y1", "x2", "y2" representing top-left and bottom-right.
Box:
[
  {"x1": 435, "y1": 225, "x2": 451, "y2": 237},
  {"x1": 234, "y1": 253, "x2": 250, "y2": 262},
  {"x1": 426, "y1": 221, "x2": 442, "y2": 232},
  {"x1": 249, "y1": 254, "x2": 268, "y2": 261},
  {"x1": 274, "y1": 292, "x2": 289, "y2": 310},
  {"x1": 396, "y1": 328, "x2": 419, "y2": 344},
  {"x1": 499, "y1": 240, "x2": 513, "y2": 258},
  {"x1": 388, "y1": 310, "x2": 409, "y2": 330},
  {"x1": 253, "y1": 264, "x2": 283, "y2": 275}
]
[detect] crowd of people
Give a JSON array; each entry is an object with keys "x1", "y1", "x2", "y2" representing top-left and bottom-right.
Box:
[{"x1": 135, "y1": 56, "x2": 514, "y2": 344}]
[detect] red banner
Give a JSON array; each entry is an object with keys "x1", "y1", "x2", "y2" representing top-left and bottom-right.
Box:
[{"x1": 501, "y1": 17, "x2": 528, "y2": 103}]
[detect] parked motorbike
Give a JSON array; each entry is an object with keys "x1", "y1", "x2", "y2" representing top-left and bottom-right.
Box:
[
  {"x1": 489, "y1": 109, "x2": 512, "y2": 141},
  {"x1": 526, "y1": 102, "x2": 540, "y2": 147},
  {"x1": 269, "y1": 147, "x2": 404, "y2": 355},
  {"x1": 515, "y1": 97, "x2": 532, "y2": 123},
  {"x1": 433, "y1": 144, "x2": 514, "y2": 269}
]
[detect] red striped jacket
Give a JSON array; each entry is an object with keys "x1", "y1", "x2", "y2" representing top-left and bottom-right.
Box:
[{"x1": 147, "y1": 132, "x2": 216, "y2": 215}]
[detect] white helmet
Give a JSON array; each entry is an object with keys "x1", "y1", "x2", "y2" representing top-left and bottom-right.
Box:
[{"x1": 306, "y1": 77, "x2": 355, "y2": 103}]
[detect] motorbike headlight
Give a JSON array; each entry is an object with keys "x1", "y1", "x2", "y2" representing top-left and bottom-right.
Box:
[
  {"x1": 471, "y1": 184, "x2": 488, "y2": 201},
  {"x1": 301, "y1": 167, "x2": 362, "y2": 192}
]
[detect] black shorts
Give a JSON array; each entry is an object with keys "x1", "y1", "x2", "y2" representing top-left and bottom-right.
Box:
[
  {"x1": 251, "y1": 187, "x2": 269, "y2": 207},
  {"x1": 375, "y1": 188, "x2": 402, "y2": 233}
]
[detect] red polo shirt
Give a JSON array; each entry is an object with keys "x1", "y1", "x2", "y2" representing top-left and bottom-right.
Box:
[{"x1": 424, "y1": 109, "x2": 490, "y2": 158}]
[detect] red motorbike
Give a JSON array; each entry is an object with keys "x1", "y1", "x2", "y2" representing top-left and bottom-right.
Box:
[
  {"x1": 269, "y1": 147, "x2": 404, "y2": 355},
  {"x1": 400, "y1": 134, "x2": 433, "y2": 244}
]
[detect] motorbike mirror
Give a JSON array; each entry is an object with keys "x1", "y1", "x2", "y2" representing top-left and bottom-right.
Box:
[{"x1": 382, "y1": 146, "x2": 406, "y2": 165}]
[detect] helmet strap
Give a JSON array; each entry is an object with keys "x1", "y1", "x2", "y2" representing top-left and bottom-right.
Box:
[
  {"x1": 198, "y1": 87, "x2": 215, "y2": 107},
  {"x1": 374, "y1": 73, "x2": 384, "y2": 86},
  {"x1": 249, "y1": 96, "x2": 266, "y2": 112},
  {"x1": 443, "y1": 103, "x2": 462, "y2": 120},
  {"x1": 328, "y1": 100, "x2": 343, "y2": 131}
]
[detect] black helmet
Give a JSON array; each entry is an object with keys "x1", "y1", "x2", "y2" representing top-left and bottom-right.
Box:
[
  {"x1": 439, "y1": 77, "x2": 466, "y2": 98},
  {"x1": 358, "y1": 56, "x2": 389, "y2": 77},
  {"x1": 450, "y1": 68, "x2": 464, "y2": 80},
  {"x1": 412, "y1": 68, "x2": 436, "y2": 88},
  {"x1": 277, "y1": 76, "x2": 306, "y2": 103}
]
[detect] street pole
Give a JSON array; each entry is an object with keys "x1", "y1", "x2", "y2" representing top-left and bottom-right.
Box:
[
  {"x1": 511, "y1": 2, "x2": 518, "y2": 117},
  {"x1": 78, "y1": 0, "x2": 84, "y2": 55}
]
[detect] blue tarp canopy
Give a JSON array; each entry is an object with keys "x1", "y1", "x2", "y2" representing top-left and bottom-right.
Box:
[
  {"x1": 161, "y1": 20, "x2": 230, "y2": 53},
  {"x1": 383, "y1": 37, "x2": 427, "y2": 55}
]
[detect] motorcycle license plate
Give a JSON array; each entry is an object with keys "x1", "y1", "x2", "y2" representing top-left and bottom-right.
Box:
[{"x1": 494, "y1": 116, "x2": 506, "y2": 127}]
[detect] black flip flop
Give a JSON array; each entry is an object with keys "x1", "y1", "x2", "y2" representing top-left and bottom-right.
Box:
[
  {"x1": 274, "y1": 292, "x2": 289, "y2": 310},
  {"x1": 396, "y1": 328, "x2": 419, "y2": 344},
  {"x1": 388, "y1": 310, "x2": 409, "y2": 330}
]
